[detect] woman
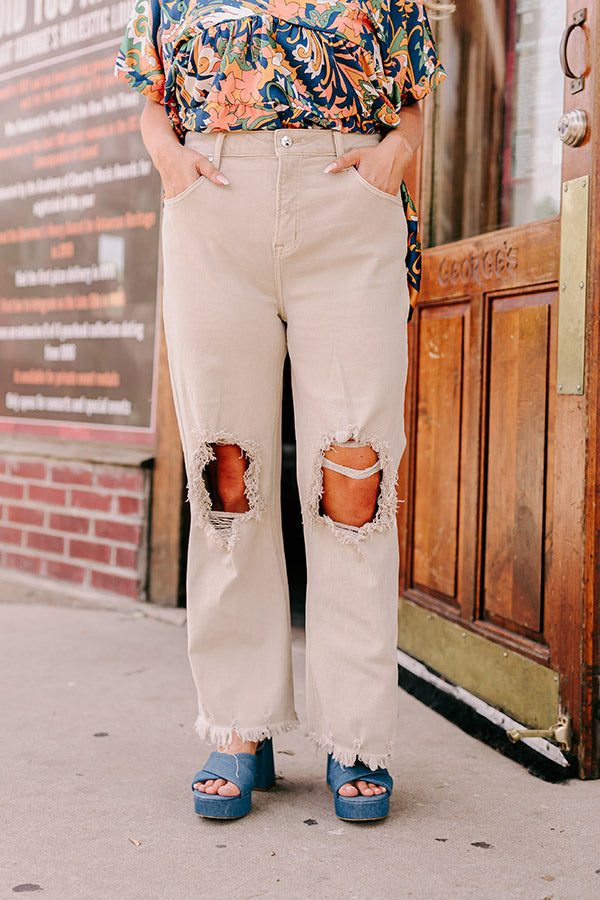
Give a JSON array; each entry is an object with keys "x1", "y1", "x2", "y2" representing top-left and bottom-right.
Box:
[{"x1": 116, "y1": 0, "x2": 448, "y2": 822}]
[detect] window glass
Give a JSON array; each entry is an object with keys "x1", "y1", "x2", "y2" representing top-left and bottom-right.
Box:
[
  {"x1": 423, "y1": 0, "x2": 567, "y2": 248},
  {"x1": 505, "y1": 0, "x2": 566, "y2": 226}
]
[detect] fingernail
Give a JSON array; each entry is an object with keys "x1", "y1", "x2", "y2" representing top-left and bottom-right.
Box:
[
  {"x1": 323, "y1": 163, "x2": 336, "y2": 174},
  {"x1": 216, "y1": 174, "x2": 229, "y2": 185}
]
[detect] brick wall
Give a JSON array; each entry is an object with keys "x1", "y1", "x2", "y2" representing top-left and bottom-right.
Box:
[{"x1": 0, "y1": 453, "x2": 151, "y2": 601}]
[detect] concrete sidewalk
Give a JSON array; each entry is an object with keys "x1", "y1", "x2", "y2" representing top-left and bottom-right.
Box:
[{"x1": 1, "y1": 581, "x2": 599, "y2": 900}]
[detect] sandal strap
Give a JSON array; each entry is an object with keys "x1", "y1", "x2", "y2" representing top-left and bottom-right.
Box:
[
  {"x1": 191, "y1": 751, "x2": 257, "y2": 792},
  {"x1": 327, "y1": 756, "x2": 393, "y2": 795}
]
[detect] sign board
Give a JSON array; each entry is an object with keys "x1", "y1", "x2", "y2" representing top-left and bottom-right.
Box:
[{"x1": 0, "y1": 0, "x2": 162, "y2": 442}]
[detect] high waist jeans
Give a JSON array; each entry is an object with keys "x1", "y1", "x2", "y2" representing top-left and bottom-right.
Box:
[{"x1": 161, "y1": 129, "x2": 409, "y2": 770}]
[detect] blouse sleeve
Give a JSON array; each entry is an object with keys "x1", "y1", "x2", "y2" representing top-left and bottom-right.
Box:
[
  {"x1": 382, "y1": 1, "x2": 446, "y2": 110},
  {"x1": 114, "y1": 0, "x2": 165, "y2": 102}
]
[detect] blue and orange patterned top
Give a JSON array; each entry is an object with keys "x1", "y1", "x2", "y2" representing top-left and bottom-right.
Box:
[{"x1": 115, "y1": 0, "x2": 445, "y2": 313}]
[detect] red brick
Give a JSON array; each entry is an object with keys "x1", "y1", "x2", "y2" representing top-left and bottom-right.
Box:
[
  {"x1": 94, "y1": 519, "x2": 141, "y2": 545},
  {"x1": 5, "y1": 551, "x2": 41, "y2": 575},
  {"x1": 117, "y1": 495, "x2": 141, "y2": 516},
  {"x1": 70, "y1": 539, "x2": 111, "y2": 564},
  {"x1": 0, "y1": 525, "x2": 22, "y2": 546},
  {"x1": 49, "y1": 512, "x2": 90, "y2": 535},
  {"x1": 27, "y1": 531, "x2": 64, "y2": 554},
  {"x1": 29, "y1": 484, "x2": 67, "y2": 505},
  {"x1": 10, "y1": 460, "x2": 46, "y2": 480},
  {"x1": 91, "y1": 570, "x2": 139, "y2": 599},
  {"x1": 52, "y1": 465, "x2": 93, "y2": 486},
  {"x1": 96, "y1": 468, "x2": 144, "y2": 492},
  {"x1": 0, "y1": 480, "x2": 24, "y2": 500},
  {"x1": 70, "y1": 489, "x2": 112, "y2": 513},
  {"x1": 46, "y1": 559, "x2": 86, "y2": 585},
  {"x1": 8, "y1": 506, "x2": 44, "y2": 527},
  {"x1": 116, "y1": 547, "x2": 137, "y2": 570},
  {"x1": 0, "y1": 458, "x2": 7, "y2": 474}
]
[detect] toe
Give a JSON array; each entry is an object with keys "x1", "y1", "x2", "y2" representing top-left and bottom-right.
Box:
[
  {"x1": 194, "y1": 778, "x2": 214, "y2": 792},
  {"x1": 205, "y1": 778, "x2": 227, "y2": 795},
  {"x1": 217, "y1": 781, "x2": 241, "y2": 797},
  {"x1": 356, "y1": 780, "x2": 374, "y2": 796},
  {"x1": 370, "y1": 783, "x2": 386, "y2": 795},
  {"x1": 338, "y1": 782, "x2": 359, "y2": 797}
]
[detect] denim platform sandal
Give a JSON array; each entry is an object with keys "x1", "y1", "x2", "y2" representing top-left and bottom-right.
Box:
[
  {"x1": 192, "y1": 739, "x2": 275, "y2": 819},
  {"x1": 326, "y1": 754, "x2": 393, "y2": 821}
]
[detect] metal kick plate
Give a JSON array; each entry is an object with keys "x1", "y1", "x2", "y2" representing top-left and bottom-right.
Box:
[
  {"x1": 557, "y1": 176, "x2": 589, "y2": 395},
  {"x1": 397, "y1": 598, "x2": 560, "y2": 729}
]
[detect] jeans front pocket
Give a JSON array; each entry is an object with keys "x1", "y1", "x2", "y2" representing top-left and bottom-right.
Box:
[
  {"x1": 348, "y1": 166, "x2": 404, "y2": 209},
  {"x1": 163, "y1": 175, "x2": 206, "y2": 207}
]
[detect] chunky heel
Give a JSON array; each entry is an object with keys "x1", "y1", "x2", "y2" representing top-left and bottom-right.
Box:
[{"x1": 254, "y1": 738, "x2": 275, "y2": 790}]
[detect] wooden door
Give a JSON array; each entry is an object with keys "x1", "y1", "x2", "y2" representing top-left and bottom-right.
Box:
[{"x1": 398, "y1": 0, "x2": 600, "y2": 777}]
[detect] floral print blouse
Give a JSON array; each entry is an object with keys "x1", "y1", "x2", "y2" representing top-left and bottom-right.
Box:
[{"x1": 115, "y1": 0, "x2": 446, "y2": 313}]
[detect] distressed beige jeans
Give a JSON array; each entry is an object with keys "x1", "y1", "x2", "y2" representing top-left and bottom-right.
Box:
[{"x1": 161, "y1": 129, "x2": 409, "y2": 770}]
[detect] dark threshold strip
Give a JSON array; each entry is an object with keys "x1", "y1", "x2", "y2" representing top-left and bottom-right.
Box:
[{"x1": 397, "y1": 663, "x2": 579, "y2": 784}]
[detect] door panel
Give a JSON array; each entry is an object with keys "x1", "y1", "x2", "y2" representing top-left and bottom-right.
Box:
[
  {"x1": 483, "y1": 291, "x2": 554, "y2": 636},
  {"x1": 412, "y1": 304, "x2": 468, "y2": 603}
]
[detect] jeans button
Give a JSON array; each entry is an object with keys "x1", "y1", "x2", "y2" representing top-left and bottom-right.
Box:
[{"x1": 280, "y1": 135, "x2": 293, "y2": 147}]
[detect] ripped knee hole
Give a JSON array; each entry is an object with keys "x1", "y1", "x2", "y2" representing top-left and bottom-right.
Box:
[
  {"x1": 188, "y1": 432, "x2": 264, "y2": 548},
  {"x1": 206, "y1": 443, "x2": 250, "y2": 513},
  {"x1": 320, "y1": 442, "x2": 382, "y2": 528}
]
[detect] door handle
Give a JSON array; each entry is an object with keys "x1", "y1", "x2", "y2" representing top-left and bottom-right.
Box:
[
  {"x1": 558, "y1": 109, "x2": 588, "y2": 146},
  {"x1": 559, "y1": 7, "x2": 587, "y2": 94}
]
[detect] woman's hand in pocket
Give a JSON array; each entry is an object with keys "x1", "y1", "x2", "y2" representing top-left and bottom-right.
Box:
[
  {"x1": 140, "y1": 98, "x2": 229, "y2": 198},
  {"x1": 323, "y1": 105, "x2": 422, "y2": 197},
  {"x1": 324, "y1": 138, "x2": 411, "y2": 198},
  {"x1": 159, "y1": 143, "x2": 229, "y2": 199}
]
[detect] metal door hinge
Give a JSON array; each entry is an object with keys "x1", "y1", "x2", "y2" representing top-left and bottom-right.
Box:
[{"x1": 506, "y1": 715, "x2": 572, "y2": 751}]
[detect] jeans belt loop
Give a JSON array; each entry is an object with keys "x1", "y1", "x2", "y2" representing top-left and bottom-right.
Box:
[
  {"x1": 332, "y1": 131, "x2": 344, "y2": 158},
  {"x1": 213, "y1": 132, "x2": 225, "y2": 169}
]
